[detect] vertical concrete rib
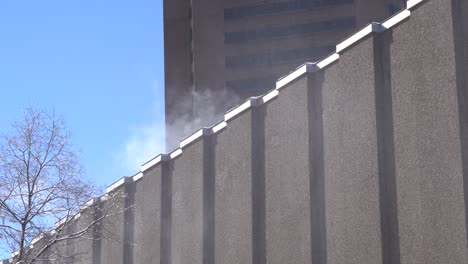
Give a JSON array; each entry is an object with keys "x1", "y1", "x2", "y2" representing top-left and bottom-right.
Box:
[
  {"x1": 160, "y1": 161, "x2": 172, "y2": 264},
  {"x1": 92, "y1": 201, "x2": 103, "y2": 264},
  {"x1": 373, "y1": 31, "x2": 401, "y2": 264},
  {"x1": 252, "y1": 105, "x2": 266, "y2": 264},
  {"x1": 123, "y1": 180, "x2": 135, "y2": 264},
  {"x1": 65, "y1": 219, "x2": 77, "y2": 263},
  {"x1": 452, "y1": 0, "x2": 468, "y2": 249},
  {"x1": 203, "y1": 135, "x2": 215, "y2": 264},
  {"x1": 308, "y1": 72, "x2": 327, "y2": 264}
]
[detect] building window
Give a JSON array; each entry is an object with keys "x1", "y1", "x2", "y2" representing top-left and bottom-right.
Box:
[
  {"x1": 226, "y1": 46, "x2": 335, "y2": 68},
  {"x1": 225, "y1": 17, "x2": 356, "y2": 44},
  {"x1": 224, "y1": 0, "x2": 354, "y2": 20},
  {"x1": 226, "y1": 77, "x2": 277, "y2": 93}
]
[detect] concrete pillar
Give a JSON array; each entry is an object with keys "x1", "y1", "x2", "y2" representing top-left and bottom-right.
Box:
[
  {"x1": 160, "y1": 160, "x2": 172, "y2": 264},
  {"x1": 92, "y1": 199, "x2": 103, "y2": 264},
  {"x1": 453, "y1": 0, "x2": 468, "y2": 259}
]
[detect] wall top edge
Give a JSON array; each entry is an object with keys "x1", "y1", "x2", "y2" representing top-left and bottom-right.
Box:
[
  {"x1": 315, "y1": 53, "x2": 340, "y2": 70},
  {"x1": 381, "y1": 9, "x2": 411, "y2": 30},
  {"x1": 275, "y1": 52, "x2": 340, "y2": 90},
  {"x1": 132, "y1": 172, "x2": 144, "y2": 182},
  {"x1": 407, "y1": 0, "x2": 425, "y2": 9},
  {"x1": 141, "y1": 154, "x2": 165, "y2": 167},
  {"x1": 276, "y1": 63, "x2": 310, "y2": 89},
  {"x1": 180, "y1": 128, "x2": 212, "y2": 148},
  {"x1": 31, "y1": 234, "x2": 44, "y2": 245},
  {"x1": 169, "y1": 148, "x2": 183, "y2": 159},
  {"x1": 79, "y1": 197, "x2": 97, "y2": 211},
  {"x1": 106, "y1": 176, "x2": 132, "y2": 193},
  {"x1": 140, "y1": 154, "x2": 170, "y2": 172},
  {"x1": 211, "y1": 121, "x2": 228, "y2": 134},
  {"x1": 261, "y1": 89, "x2": 280, "y2": 103},
  {"x1": 276, "y1": 62, "x2": 309, "y2": 82},
  {"x1": 224, "y1": 97, "x2": 261, "y2": 122},
  {"x1": 336, "y1": 22, "x2": 382, "y2": 53}
]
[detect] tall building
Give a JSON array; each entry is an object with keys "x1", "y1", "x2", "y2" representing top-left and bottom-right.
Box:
[{"x1": 164, "y1": 0, "x2": 405, "y2": 149}]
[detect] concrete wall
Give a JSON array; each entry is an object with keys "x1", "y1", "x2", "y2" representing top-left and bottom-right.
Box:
[
  {"x1": 170, "y1": 141, "x2": 206, "y2": 264},
  {"x1": 321, "y1": 35, "x2": 383, "y2": 264},
  {"x1": 386, "y1": 0, "x2": 467, "y2": 263},
  {"x1": 133, "y1": 166, "x2": 162, "y2": 264},
  {"x1": 263, "y1": 77, "x2": 313, "y2": 264},
  {"x1": 10, "y1": 1, "x2": 468, "y2": 263},
  {"x1": 213, "y1": 108, "x2": 254, "y2": 264}
]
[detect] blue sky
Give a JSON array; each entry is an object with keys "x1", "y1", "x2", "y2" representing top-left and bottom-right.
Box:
[{"x1": 0, "y1": 1, "x2": 166, "y2": 189}]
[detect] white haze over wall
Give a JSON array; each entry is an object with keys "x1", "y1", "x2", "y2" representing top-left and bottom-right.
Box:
[
  {"x1": 165, "y1": 88, "x2": 242, "y2": 151},
  {"x1": 117, "y1": 85, "x2": 242, "y2": 175},
  {"x1": 122, "y1": 121, "x2": 166, "y2": 173},
  {"x1": 115, "y1": 84, "x2": 166, "y2": 175}
]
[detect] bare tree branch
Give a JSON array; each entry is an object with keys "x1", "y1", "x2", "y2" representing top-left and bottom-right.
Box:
[{"x1": 0, "y1": 106, "x2": 127, "y2": 264}]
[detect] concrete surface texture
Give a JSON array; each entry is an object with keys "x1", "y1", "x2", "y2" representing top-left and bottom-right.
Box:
[{"x1": 6, "y1": 0, "x2": 468, "y2": 263}]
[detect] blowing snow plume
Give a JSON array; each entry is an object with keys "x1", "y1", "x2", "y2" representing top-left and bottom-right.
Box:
[{"x1": 165, "y1": 88, "x2": 242, "y2": 150}]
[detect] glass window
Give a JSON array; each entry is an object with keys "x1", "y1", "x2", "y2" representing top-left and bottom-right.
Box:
[
  {"x1": 225, "y1": 17, "x2": 356, "y2": 44},
  {"x1": 224, "y1": 0, "x2": 354, "y2": 20}
]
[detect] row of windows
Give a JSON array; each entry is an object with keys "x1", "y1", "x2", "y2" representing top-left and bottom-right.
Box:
[
  {"x1": 388, "y1": 3, "x2": 403, "y2": 14},
  {"x1": 224, "y1": 0, "x2": 354, "y2": 20},
  {"x1": 226, "y1": 77, "x2": 276, "y2": 93},
  {"x1": 225, "y1": 17, "x2": 355, "y2": 44},
  {"x1": 226, "y1": 46, "x2": 335, "y2": 69}
]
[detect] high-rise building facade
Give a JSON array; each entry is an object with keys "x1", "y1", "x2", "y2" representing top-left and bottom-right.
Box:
[{"x1": 164, "y1": 0, "x2": 405, "y2": 149}]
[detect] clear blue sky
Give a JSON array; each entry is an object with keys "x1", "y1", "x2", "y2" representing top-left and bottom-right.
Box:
[{"x1": 0, "y1": 1, "x2": 166, "y2": 189}]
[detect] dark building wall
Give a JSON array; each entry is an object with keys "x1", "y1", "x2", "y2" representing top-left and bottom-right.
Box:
[
  {"x1": 11, "y1": 1, "x2": 468, "y2": 263},
  {"x1": 163, "y1": 0, "x2": 194, "y2": 150}
]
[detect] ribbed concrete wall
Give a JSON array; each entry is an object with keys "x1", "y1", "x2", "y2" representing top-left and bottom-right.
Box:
[{"x1": 8, "y1": 0, "x2": 468, "y2": 263}]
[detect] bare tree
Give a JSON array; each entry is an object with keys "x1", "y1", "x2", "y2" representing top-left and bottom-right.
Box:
[{"x1": 0, "y1": 107, "x2": 125, "y2": 263}]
